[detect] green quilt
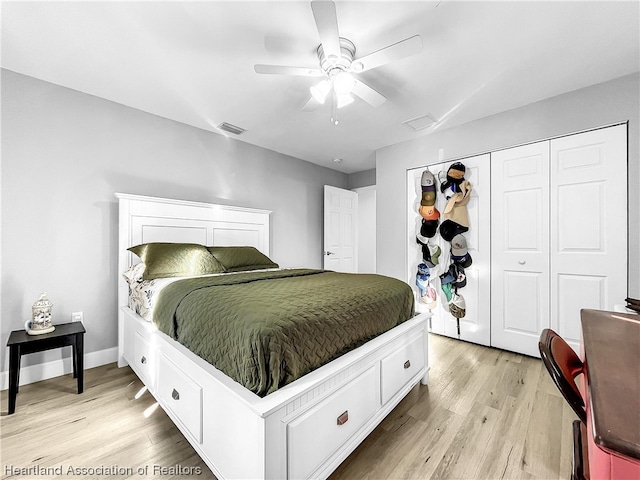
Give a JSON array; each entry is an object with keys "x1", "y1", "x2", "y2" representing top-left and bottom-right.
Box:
[{"x1": 153, "y1": 269, "x2": 415, "y2": 396}]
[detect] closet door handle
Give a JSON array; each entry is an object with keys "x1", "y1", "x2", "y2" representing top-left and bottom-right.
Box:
[
  {"x1": 404, "y1": 360, "x2": 411, "y2": 369},
  {"x1": 140, "y1": 356, "x2": 147, "y2": 364},
  {"x1": 171, "y1": 388, "x2": 180, "y2": 401}
]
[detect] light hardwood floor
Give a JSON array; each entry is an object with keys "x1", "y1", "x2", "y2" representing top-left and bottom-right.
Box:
[{"x1": 1, "y1": 334, "x2": 574, "y2": 479}]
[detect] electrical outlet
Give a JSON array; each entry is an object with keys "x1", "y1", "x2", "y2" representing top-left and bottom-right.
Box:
[{"x1": 72, "y1": 311, "x2": 83, "y2": 323}]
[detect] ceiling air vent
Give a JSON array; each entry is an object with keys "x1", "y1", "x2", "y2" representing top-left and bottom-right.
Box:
[
  {"x1": 217, "y1": 122, "x2": 246, "y2": 135},
  {"x1": 402, "y1": 113, "x2": 438, "y2": 132}
]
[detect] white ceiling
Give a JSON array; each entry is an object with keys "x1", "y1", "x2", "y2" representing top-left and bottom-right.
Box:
[{"x1": 2, "y1": 1, "x2": 639, "y2": 174}]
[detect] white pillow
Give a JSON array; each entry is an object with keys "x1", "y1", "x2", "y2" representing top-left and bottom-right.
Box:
[{"x1": 122, "y1": 262, "x2": 145, "y2": 284}]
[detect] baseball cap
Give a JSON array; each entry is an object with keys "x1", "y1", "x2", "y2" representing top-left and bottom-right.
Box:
[{"x1": 449, "y1": 293, "x2": 466, "y2": 318}]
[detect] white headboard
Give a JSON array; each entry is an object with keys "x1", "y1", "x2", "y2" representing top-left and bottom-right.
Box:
[{"x1": 115, "y1": 192, "x2": 271, "y2": 313}]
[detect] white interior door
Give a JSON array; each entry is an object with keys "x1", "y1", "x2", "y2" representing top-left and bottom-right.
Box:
[
  {"x1": 550, "y1": 125, "x2": 628, "y2": 352},
  {"x1": 324, "y1": 185, "x2": 358, "y2": 272},
  {"x1": 491, "y1": 141, "x2": 550, "y2": 357},
  {"x1": 354, "y1": 186, "x2": 376, "y2": 274}
]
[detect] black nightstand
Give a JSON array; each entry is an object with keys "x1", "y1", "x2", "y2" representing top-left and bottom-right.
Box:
[{"x1": 6, "y1": 321, "x2": 86, "y2": 414}]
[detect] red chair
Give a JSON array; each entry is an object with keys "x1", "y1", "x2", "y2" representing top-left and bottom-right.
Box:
[
  {"x1": 539, "y1": 329, "x2": 588, "y2": 479},
  {"x1": 538, "y1": 328, "x2": 586, "y2": 424}
]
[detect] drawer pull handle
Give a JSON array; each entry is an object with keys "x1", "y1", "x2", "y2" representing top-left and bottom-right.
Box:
[
  {"x1": 140, "y1": 356, "x2": 147, "y2": 364},
  {"x1": 404, "y1": 360, "x2": 411, "y2": 369},
  {"x1": 337, "y1": 410, "x2": 349, "y2": 426},
  {"x1": 171, "y1": 388, "x2": 180, "y2": 401}
]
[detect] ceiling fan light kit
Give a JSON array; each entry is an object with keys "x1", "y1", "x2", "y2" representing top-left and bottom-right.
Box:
[
  {"x1": 336, "y1": 93, "x2": 354, "y2": 109},
  {"x1": 254, "y1": 0, "x2": 423, "y2": 125},
  {"x1": 310, "y1": 79, "x2": 331, "y2": 103},
  {"x1": 333, "y1": 71, "x2": 356, "y2": 95}
]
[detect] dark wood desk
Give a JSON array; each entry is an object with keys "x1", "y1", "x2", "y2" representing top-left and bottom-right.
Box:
[
  {"x1": 581, "y1": 309, "x2": 640, "y2": 461},
  {"x1": 7, "y1": 322, "x2": 85, "y2": 414}
]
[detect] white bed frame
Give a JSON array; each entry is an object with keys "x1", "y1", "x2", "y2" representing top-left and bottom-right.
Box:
[{"x1": 116, "y1": 193, "x2": 430, "y2": 480}]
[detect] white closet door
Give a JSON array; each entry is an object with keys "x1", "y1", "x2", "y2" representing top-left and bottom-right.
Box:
[
  {"x1": 407, "y1": 165, "x2": 444, "y2": 334},
  {"x1": 427, "y1": 161, "x2": 449, "y2": 336},
  {"x1": 440, "y1": 155, "x2": 491, "y2": 345},
  {"x1": 491, "y1": 142, "x2": 550, "y2": 357},
  {"x1": 406, "y1": 155, "x2": 490, "y2": 345},
  {"x1": 550, "y1": 125, "x2": 627, "y2": 353}
]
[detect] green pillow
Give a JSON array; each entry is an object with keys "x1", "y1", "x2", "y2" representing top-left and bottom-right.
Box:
[
  {"x1": 128, "y1": 243, "x2": 226, "y2": 280},
  {"x1": 206, "y1": 246, "x2": 278, "y2": 272}
]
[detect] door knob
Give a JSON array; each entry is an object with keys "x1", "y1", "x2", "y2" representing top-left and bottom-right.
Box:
[{"x1": 324, "y1": 251, "x2": 335, "y2": 256}]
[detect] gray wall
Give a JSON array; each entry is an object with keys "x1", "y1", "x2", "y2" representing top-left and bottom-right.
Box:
[
  {"x1": 377, "y1": 73, "x2": 640, "y2": 298},
  {"x1": 1, "y1": 69, "x2": 348, "y2": 371},
  {"x1": 348, "y1": 168, "x2": 376, "y2": 189}
]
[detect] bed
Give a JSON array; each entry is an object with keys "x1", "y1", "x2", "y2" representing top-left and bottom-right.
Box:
[{"x1": 116, "y1": 193, "x2": 430, "y2": 480}]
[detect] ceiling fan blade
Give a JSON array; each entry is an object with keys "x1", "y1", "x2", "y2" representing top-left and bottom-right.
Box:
[
  {"x1": 352, "y1": 79, "x2": 386, "y2": 108},
  {"x1": 254, "y1": 64, "x2": 323, "y2": 76},
  {"x1": 353, "y1": 35, "x2": 423, "y2": 72},
  {"x1": 311, "y1": 0, "x2": 341, "y2": 59},
  {"x1": 302, "y1": 96, "x2": 321, "y2": 111}
]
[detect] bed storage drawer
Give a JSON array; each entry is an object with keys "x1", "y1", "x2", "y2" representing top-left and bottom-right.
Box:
[
  {"x1": 287, "y1": 365, "x2": 380, "y2": 480},
  {"x1": 122, "y1": 309, "x2": 156, "y2": 388},
  {"x1": 133, "y1": 332, "x2": 153, "y2": 385},
  {"x1": 157, "y1": 353, "x2": 203, "y2": 444},
  {"x1": 380, "y1": 334, "x2": 425, "y2": 405}
]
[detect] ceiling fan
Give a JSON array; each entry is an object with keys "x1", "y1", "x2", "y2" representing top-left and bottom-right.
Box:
[{"x1": 254, "y1": 0, "x2": 423, "y2": 125}]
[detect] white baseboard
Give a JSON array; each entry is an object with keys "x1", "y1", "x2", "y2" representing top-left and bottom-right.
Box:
[{"x1": 0, "y1": 347, "x2": 118, "y2": 391}]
